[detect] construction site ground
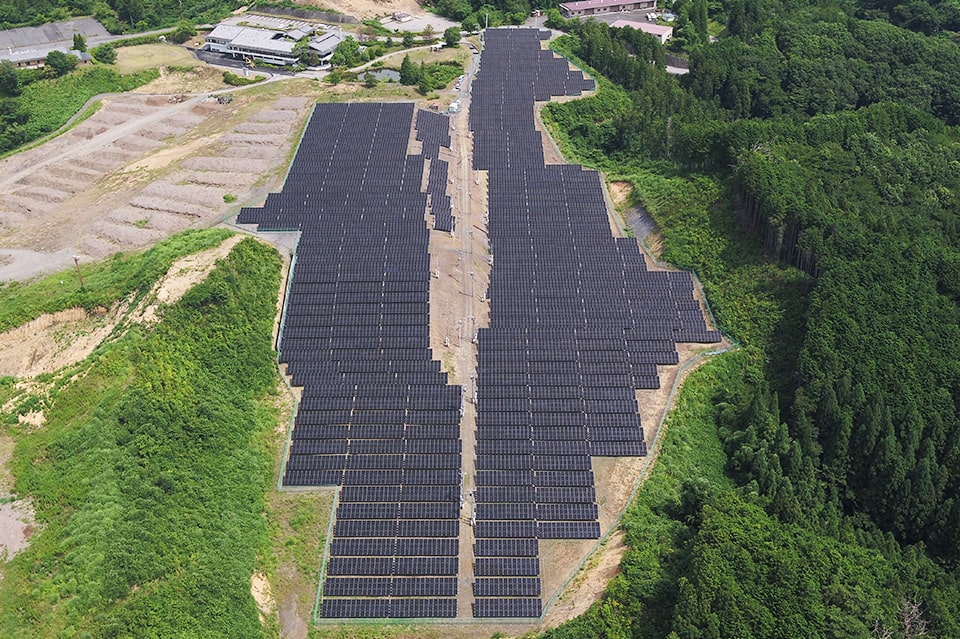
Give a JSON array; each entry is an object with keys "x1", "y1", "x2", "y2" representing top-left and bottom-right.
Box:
[{"x1": 0, "y1": 38, "x2": 729, "y2": 639}]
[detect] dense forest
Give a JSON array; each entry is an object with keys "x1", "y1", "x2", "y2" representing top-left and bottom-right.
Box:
[
  {"x1": 539, "y1": 0, "x2": 960, "y2": 635},
  {"x1": 0, "y1": 0, "x2": 240, "y2": 31}
]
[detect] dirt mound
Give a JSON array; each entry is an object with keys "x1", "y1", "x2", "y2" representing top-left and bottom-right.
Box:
[{"x1": 0, "y1": 306, "x2": 121, "y2": 379}]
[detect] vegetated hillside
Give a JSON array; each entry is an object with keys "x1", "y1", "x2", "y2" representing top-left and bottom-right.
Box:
[
  {"x1": 540, "y1": 4, "x2": 960, "y2": 637},
  {"x1": 0, "y1": 64, "x2": 158, "y2": 154},
  {"x1": 0, "y1": 231, "x2": 283, "y2": 637}
]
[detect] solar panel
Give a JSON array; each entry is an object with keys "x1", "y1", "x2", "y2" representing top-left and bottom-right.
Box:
[
  {"x1": 320, "y1": 598, "x2": 390, "y2": 618},
  {"x1": 391, "y1": 598, "x2": 457, "y2": 618},
  {"x1": 473, "y1": 577, "x2": 542, "y2": 597},
  {"x1": 475, "y1": 557, "x2": 541, "y2": 576},
  {"x1": 472, "y1": 597, "x2": 542, "y2": 618},
  {"x1": 468, "y1": 28, "x2": 719, "y2": 619},
  {"x1": 393, "y1": 577, "x2": 457, "y2": 596},
  {"x1": 473, "y1": 538, "x2": 540, "y2": 557}
]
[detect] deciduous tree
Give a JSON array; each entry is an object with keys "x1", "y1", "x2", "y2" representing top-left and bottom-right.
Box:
[
  {"x1": 444, "y1": 26, "x2": 461, "y2": 47},
  {"x1": 0, "y1": 60, "x2": 20, "y2": 96},
  {"x1": 44, "y1": 50, "x2": 79, "y2": 77},
  {"x1": 90, "y1": 43, "x2": 117, "y2": 64}
]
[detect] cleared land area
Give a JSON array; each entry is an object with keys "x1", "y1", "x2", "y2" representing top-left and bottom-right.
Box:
[
  {"x1": 0, "y1": 31, "x2": 727, "y2": 638},
  {"x1": 236, "y1": 32, "x2": 724, "y2": 636},
  {"x1": 0, "y1": 80, "x2": 320, "y2": 283}
]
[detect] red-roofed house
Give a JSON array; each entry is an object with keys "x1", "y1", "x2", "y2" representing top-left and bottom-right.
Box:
[
  {"x1": 559, "y1": 0, "x2": 656, "y2": 18},
  {"x1": 609, "y1": 18, "x2": 673, "y2": 43}
]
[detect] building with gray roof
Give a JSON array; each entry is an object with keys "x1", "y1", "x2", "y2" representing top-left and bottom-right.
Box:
[
  {"x1": 203, "y1": 23, "x2": 343, "y2": 66},
  {"x1": 0, "y1": 18, "x2": 110, "y2": 69}
]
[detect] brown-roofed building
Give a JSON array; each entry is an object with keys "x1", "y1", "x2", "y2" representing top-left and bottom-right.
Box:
[
  {"x1": 609, "y1": 18, "x2": 673, "y2": 43},
  {"x1": 559, "y1": 0, "x2": 657, "y2": 18}
]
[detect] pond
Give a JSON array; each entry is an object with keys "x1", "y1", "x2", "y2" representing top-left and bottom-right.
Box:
[{"x1": 364, "y1": 68, "x2": 400, "y2": 82}]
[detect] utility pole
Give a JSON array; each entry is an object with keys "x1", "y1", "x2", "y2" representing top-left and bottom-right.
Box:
[{"x1": 73, "y1": 255, "x2": 84, "y2": 289}]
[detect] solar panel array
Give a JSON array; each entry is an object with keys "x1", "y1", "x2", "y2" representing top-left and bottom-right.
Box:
[
  {"x1": 234, "y1": 30, "x2": 721, "y2": 622},
  {"x1": 237, "y1": 102, "x2": 460, "y2": 619},
  {"x1": 468, "y1": 28, "x2": 721, "y2": 619},
  {"x1": 415, "y1": 108, "x2": 452, "y2": 158},
  {"x1": 416, "y1": 109, "x2": 455, "y2": 232}
]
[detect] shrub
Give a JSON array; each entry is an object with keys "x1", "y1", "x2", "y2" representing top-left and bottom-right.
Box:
[
  {"x1": 170, "y1": 20, "x2": 196, "y2": 44},
  {"x1": 44, "y1": 50, "x2": 78, "y2": 78},
  {"x1": 222, "y1": 71, "x2": 265, "y2": 86},
  {"x1": 444, "y1": 26, "x2": 461, "y2": 47},
  {"x1": 90, "y1": 43, "x2": 117, "y2": 64}
]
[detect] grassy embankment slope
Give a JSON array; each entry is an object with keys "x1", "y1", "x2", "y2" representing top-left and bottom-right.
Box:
[{"x1": 0, "y1": 230, "x2": 306, "y2": 638}]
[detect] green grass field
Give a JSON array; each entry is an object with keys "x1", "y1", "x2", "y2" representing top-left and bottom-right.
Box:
[{"x1": 113, "y1": 43, "x2": 201, "y2": 74}]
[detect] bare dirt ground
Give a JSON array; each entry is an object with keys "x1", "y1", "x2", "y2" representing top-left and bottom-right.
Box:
[
  {"x1": 608, "y1": 179, "x2": 665, "y2": 257},
  {"x1": 0, "y1": 305, "x2": 125, "y2": 379},
  {"x1": 607, "y1": 180, "x2": 631, "y2": 207},
  {"x1": 295, "y1": 0, "x2": 421, "y2": 19},
  {"x1": 133, "y1": 64, "x2": 235, "y2": 95},
  {"x1": 0, "y1": 81, "x2": 317, "y2": 284},
  {"x1": 251, "y1": 571, "x2": 278, "y2": 624},
  {"x1": 0, "y1": 436, "x2": 34, "y2": 562}
]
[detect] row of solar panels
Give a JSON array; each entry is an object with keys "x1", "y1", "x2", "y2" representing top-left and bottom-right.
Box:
[
  {"x1": 239, "y1": 102, "x2": 467, "y2": 616},
  {"x1": 321, "y1": 598, "x2": 456, "y2": 619},
  {"x1": 468, "y1": 29, "x2": 640, "y2": 617}
]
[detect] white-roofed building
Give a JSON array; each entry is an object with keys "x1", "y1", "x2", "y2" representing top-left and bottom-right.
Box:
[
  {"x1": 203, "y1": 22, "x2": 343, "y2": 66},
  {"x1": 609, "y1": 18, "x2": 673, "y2": 43},
  {"x1": 204, "y1": 25, "x2": 298, "y2": 65},
  {"x1": 205, "y1": 24, "x2": 245, "y2": 46}
]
